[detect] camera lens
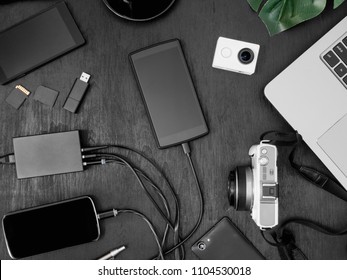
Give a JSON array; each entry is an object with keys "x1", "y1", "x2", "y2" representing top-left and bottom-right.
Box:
[
  {"x1": 227, "y1": 166, "x2": 253, "y2": 211},
  {"x1": 238, "y1": 48, "x2": 254, "y2": 64},
  {"x1": 228, "y1": 169, "x2": 237, "y2": 208},
  {"x1": 197, "y1": 241, "x2": 206, "y2": 250}
]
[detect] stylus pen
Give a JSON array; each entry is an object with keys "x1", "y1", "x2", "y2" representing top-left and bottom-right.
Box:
[{"x1": 97, "y1": 245, "x2": 126, "y2": 260}]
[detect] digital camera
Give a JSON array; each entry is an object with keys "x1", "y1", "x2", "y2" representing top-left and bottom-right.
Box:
[
  {"x1": 227, "y1": 141, "x2": 278, "y2": 230},
  {"x1": 212, "y1": 37, "x2": 260, "y2": 75}
]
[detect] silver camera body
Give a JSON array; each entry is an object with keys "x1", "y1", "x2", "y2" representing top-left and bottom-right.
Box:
[{"x1": 228, "y1": 141, "x2": 278, "y2": 230}]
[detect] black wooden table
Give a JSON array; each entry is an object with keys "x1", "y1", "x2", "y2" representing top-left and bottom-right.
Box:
[{"x1": 1, "y1": 0, "x2": 347, "y2": 260}]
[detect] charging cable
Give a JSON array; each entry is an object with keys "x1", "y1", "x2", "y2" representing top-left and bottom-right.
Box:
[
  {"x1": 1, "y1": 141, "x2": 203, "y2": 259},
  {"x1": 81, "y1": 142, "x2": 204, "y2": 259},
  {"x1": 157, "y1": 142, "x2": 204, "y2": 257},
  {"x1": 97, "y1": 208, "x2": 165, "y2": 260},
  {"x1": 85, "y1": 152, "x2": 173, "y2": 259}
]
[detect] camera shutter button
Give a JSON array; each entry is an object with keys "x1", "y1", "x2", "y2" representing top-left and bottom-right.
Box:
[
  {"x1": 221, "y1": 47, "x2": 232, "y2": 58},
  {"x1": 259, "y1": 156, "x2": 269, "y2": 166}
]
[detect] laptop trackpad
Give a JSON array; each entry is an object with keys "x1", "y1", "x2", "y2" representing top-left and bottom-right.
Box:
[{"x1": 318, "y1": 114, "x2": 347, "y2": 177}]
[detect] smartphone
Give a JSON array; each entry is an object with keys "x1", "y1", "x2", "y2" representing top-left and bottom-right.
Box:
[
  {"x1": 191, "y1": 217, "x2": 264, "y2": 260},
  {"x1": 129, "y1": 39, "x2": 208, "y2": 148},
  {"x1": 0, "y1": 1, "x2": 85, "y2": 84},
  {"x1": 2, "y1": 196, "x2": 100, "y2": 259}
]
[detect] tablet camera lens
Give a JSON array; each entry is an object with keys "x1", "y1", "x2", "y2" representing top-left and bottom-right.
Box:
[
  {"x1": 238, "y1": 48, "x2": 254, "y2": 64},
  {"x1": 197, "y1": 241, "x2": 206, "y2": 250}
]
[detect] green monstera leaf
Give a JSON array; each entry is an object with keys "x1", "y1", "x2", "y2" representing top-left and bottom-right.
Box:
[
  {"x1": 259, "y1": 0, "x2": 327, "y2": 36},
  {"x1": 334, "y1": 0, "x2": 346, "y2": 8},
  {"x1": 246, "y1": 0, "x2": 346, "y2": 36},
  {"x1": 247, "y1": 0, "x2": 263, "y2": 11}
]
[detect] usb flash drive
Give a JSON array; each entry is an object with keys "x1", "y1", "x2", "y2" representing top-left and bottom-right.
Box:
[{"x1": 63, "y1": 72, "x2": 91, "y2": 113}]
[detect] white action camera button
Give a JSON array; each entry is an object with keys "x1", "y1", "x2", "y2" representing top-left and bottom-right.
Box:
[{"x1": 221, "y1": 47, "x2": 232, "y2": 58}]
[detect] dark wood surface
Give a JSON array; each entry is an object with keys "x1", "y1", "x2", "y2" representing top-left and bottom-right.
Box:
[{"x1": 1, "y1": 0, "x2": 347, "y2": 260}]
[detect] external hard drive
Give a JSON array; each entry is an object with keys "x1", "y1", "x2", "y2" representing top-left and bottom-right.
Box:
[{"x1": 13, "y1": 131, "x2": 83, "y2": 179}]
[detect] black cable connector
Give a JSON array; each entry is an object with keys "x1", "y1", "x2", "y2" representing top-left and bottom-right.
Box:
[
  {"x1": 98, "y1": 209, "x2": 118, "y2": 220},
  {"x1": 81, "y1": 146, "x2": 108, "y2": 153},
  {"x1": 0, "y1": 154, "x2": 15, "y2": 164},
  {"x1": 83, "y1": 159, "x2": 113, "y2": 166}
]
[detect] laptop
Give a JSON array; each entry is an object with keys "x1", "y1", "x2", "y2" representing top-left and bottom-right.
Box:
[{"x1": 265, "y1": 16, "x2": 347, "y2": 190}]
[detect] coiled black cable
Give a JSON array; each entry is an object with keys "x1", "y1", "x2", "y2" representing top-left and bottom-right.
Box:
[{"x1": 82, "y1": 142, "x2": 204, "y2": 259}]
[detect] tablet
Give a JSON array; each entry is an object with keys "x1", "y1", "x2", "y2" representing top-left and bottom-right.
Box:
[{"x1": 0, "y1": 1, "x2": 85, "y2": 85}]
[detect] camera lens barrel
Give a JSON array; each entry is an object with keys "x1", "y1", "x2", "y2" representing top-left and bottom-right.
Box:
[
  {"x1": 238, "y1": 48, "x2": 254, "y2": 64},
  {"x1": 228, "y1": 169, "x2": 238, "y2": 208},
  {"x1": 228, "y1": 166, "x2": 253, "y2": 211}
]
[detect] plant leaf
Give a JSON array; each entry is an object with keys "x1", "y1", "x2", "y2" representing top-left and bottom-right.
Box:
[
  {"x1": 247, "y1": 0, "x2": 263, "y2": 11},
  {"x1": 259, "y1": 0, "x2": 327, "y2": 36},
  {"x1": 334, "y1": 0, "x2": 346, "y2": 8}
]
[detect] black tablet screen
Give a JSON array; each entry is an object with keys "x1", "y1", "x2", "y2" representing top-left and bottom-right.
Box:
[{"x1": 0, "y1": 2, "x2": 84, "y2": 84}]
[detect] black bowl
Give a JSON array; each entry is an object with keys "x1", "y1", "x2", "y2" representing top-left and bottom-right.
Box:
[{"x1": 102, "y1": 0, "x2": 176, "y2": 21}]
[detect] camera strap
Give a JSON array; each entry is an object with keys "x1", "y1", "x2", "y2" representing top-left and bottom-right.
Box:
[
  {"x1": 261, "y1": 218, "x2": 347, "y2": 260},
  {"x1": 260, "y1": 131, "x2": 347, "y2": 202},
  {"x1": 260, "y1": 130, "x2": 347, "y2": 259}
]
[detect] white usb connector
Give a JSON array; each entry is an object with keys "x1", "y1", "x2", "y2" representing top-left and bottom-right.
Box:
[{"x1": 80, "y1": 72, "x2": 91, "y2": 83}]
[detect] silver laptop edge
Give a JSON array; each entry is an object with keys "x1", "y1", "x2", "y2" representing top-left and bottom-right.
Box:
[{"x1": 265, "y1": 16, "x2": 347, "y2": 190}]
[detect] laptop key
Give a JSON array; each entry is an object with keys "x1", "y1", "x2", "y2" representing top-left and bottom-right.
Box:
[
  {"x1": 343, "y1": 36, "x2": 347, "y2": 46},
  {"x1": 343, "y1": 76, "x2": 347, "y2": 86},
  {"x1": 334, "y1": 63, "x2": 347, "y2": 77},
  {"x1": 333, "y1": 43, "x2": 347, "y2": 64},
  {"x1": 323, "y1": 51, "x2": 340, "y2": 67}
]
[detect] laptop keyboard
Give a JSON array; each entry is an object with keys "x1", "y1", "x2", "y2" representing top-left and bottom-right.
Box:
[{"x1": 321, "y1": 32, "x2": 347, "y2": 89}]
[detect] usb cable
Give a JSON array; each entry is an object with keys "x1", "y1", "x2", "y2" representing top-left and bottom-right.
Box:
[
  {"x1": 80, "y1": 143, "x2": 204, "y2": 260},
  {"x1": 97, "y1": 208, "x2": 164, "y2": 260},
  {"x1": 80, "y1": 144, "x2": 185, "y2": 259}
]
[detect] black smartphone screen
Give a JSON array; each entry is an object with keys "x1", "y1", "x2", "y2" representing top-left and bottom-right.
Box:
[
  {"x1": 130, "y1": 39, "x2": 208, "y2": 148},
  {"x1": 0, "y1": 2, "x2": 85, "y2": 84},
  {"x1": 2, "y1": 196, "x2": 100, "y2": 259}
]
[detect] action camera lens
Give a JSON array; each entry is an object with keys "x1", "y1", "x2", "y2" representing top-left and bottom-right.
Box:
[{"x1": 238, "y1": 48, "x2": 254, "y2": 64}]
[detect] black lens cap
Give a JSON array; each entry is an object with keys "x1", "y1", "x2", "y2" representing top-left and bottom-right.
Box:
[{"x1": 103, "y1": 0, "x2": 176, "y2": 21}]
